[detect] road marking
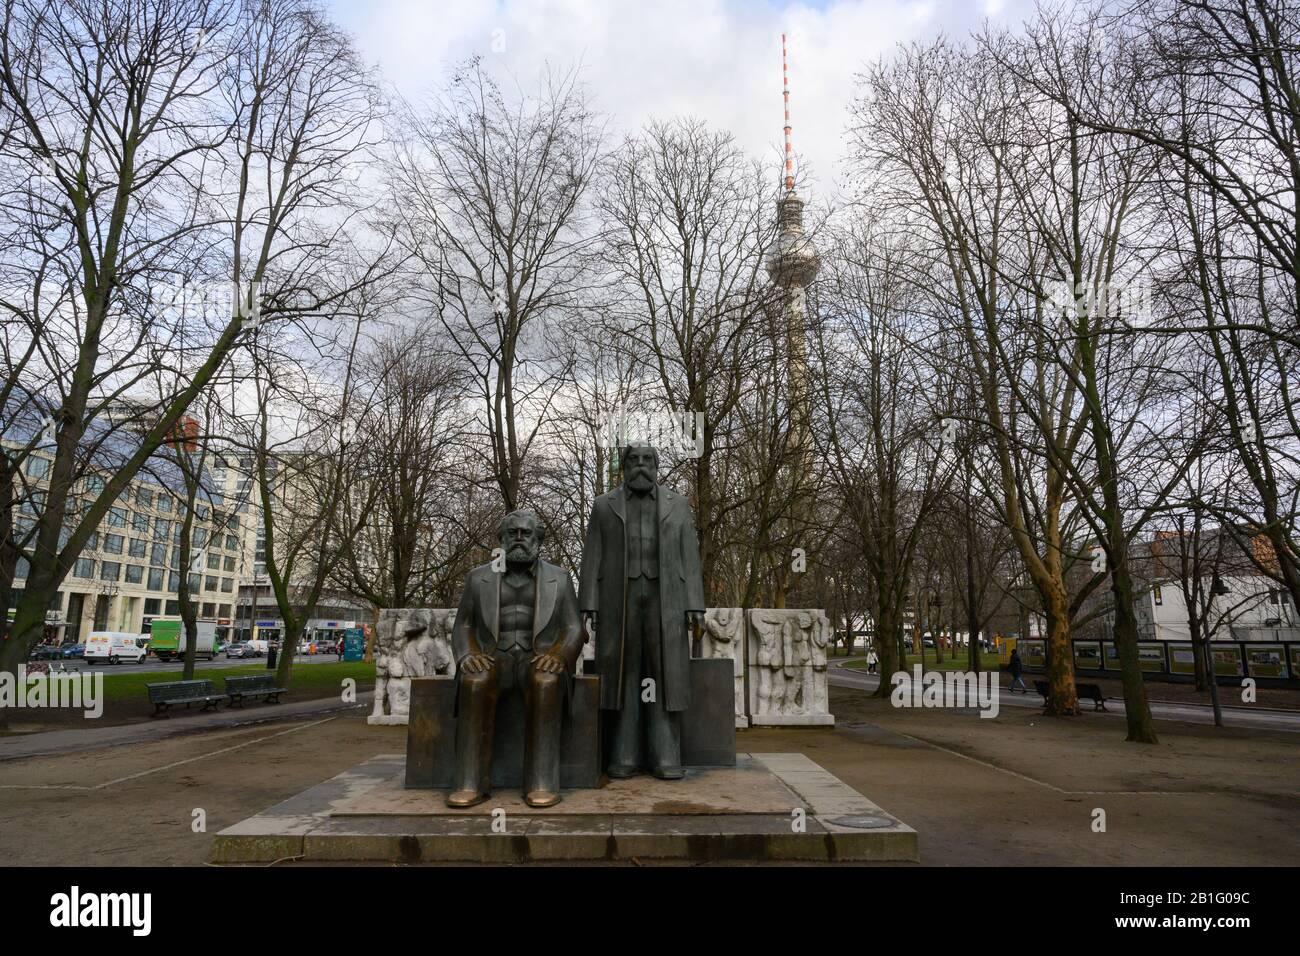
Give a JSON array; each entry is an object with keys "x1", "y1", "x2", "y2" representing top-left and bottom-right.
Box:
[{"x1": 0, "y1": 717, "x2": 336, "y2": 791}]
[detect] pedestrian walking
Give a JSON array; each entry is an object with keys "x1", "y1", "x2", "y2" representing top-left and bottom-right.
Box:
[
  {"x1": 866, "y1": 647, "x2": 878, "y2": 674},
  {"x1": 1008, "y1": 648, "x2": 1027, "y2": 693}
]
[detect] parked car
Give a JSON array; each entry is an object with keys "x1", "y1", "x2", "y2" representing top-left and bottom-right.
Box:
[
  {"x1": 225, "y1": 642, "x2": 252, "y2": 658},
  {"x1": 28, "y1": 644, "x2": 62, "y2": 661},
  {"x1": 61, "y1": 643, "x2": 85, "y2": 659}
]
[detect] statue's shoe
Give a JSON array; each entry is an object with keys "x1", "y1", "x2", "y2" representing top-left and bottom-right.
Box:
[
  {"x1": 525, "y1": 789, "x2": 562, "y2": 808},
  {"x1": 651, "y1": 765, "x2": 685, "y2": 780},
  {"x1": 606, "y1": 764, "x2": 638, "y2": 779},
  {"x1": 446, "y1": 789, "x2": 489, "y2": 808}
]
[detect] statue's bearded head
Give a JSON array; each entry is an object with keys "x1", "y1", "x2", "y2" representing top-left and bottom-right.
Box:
[
  {"x1": 621, "y1": 443, "x2": 659, "y2": 494},
  {"x1": 498, "y1": 509, "x2": 544, "y2": 566}
]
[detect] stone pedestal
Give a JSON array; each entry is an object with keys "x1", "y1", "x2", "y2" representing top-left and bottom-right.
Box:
[
  {"x1": 404, "y1": 675, "x2": 601, "y2": 789},
  {"x1": 584, "y1": 657, "x2": 738, "y2": 770},
  {"x1": 678, "y1": 657, "x2": 737, "y2": 765},
  {"x1": 211, "y1": 752, "x2": 918, "y2": 863}
]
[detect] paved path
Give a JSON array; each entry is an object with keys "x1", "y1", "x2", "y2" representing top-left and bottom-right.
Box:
[
  {"x1": 829, "y1": 662, "x2": 1300, "y2": 733},
  {"x1": 0, "y1": 692, "x2": 375, "y2": 762},
  {"x1": 7, "y1": 659, "x2": 1294, "y2": 767}
]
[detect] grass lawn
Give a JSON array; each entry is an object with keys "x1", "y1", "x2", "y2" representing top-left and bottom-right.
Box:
[
  {"x1": 841, "y1": 652, "x2": 1003, "y2": 672},
  {"x1": 30, "y1": 661, "x2": 376, "y2": 703}
]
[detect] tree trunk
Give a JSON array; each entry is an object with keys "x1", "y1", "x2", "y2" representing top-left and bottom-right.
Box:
[
  {"x1": 1041, "y1": 583, "x2": 1079, "y2": 715},
  {"x1": 179, "y1": 483, "x2": 200, "y2": 681},
  {"x1": 180, "y1": 583, "x2": 200, "y2": 681},
  {"x1": 874, "y1": 606, "x2": 901, "y2": 698},
  {"x1": 1199, "y1": 615, "x2": 1223, "y2": 728},
  {"x1": 275, "y1": 620, "x2": 303, "y2": 689},
  {"x1": 1109, "y1": 557, "x2": 1158, "y2": 743}
]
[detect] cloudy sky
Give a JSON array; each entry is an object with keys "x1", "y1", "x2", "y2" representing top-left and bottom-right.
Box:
[{"x1": 327, "y1": 0, "x2": 1040, "y2": 200}]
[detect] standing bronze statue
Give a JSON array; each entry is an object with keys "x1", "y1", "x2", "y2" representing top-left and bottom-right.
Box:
[
  {"x1": 579, "y1": 443, "x2": 706, "y2": 778},
  {"x1": 449, "y1": 510, "x2": 585, "y2": 808}
]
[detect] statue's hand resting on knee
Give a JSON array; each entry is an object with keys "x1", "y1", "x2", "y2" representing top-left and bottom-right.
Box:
[
  {"x1": 532, "y1": 651, "x2": 567, "y2": 675},
  {"x1": 460, "y1": 652, "x2": 496, "y2": 674}
]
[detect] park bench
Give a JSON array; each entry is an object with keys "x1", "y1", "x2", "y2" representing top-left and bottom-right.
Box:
[
  {"x1": 146, "y1": 679, "x2": 224, "y2": 717},
  {"x1": 224, "y1": 674, "x2": 287, "y2": 707},
  {"x1": 1034, "y1": 679, "x2": 1108, "y2": 711}
]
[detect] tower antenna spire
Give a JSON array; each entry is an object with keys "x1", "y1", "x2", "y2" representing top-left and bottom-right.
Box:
[{"x1": 782, "y1": 32, "x2": 795, "y2": 192}]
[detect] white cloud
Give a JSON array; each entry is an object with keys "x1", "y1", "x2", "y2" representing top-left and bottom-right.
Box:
[{"x1": 327, "y1": 0, "x2": 1033, "y2": 200}]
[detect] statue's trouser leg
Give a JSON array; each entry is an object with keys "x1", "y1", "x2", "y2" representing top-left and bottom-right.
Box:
[
  {"x1": 453, "y1": 667, "x2": 500, "y2": 796},
  {"x1": 611, "y1": 576, "x2": 681, "y2": 771},
  {"x1": 643, "y1": 595, "x2": 682, "y2": 771},
  {"x1": 523, "y1": 664, "x2": 563, "y2": 794},
  {"x1": 609, "y1": 586, "x2": 644, "y2": 770}
]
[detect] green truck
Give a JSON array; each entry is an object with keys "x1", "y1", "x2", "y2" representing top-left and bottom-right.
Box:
[{"x1": 148, "y1": 618, "x2": 221, "y2": 662}]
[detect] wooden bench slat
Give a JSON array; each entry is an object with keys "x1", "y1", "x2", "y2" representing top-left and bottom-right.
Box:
[
  {"x1": 146, "y1": 679, "x2": 221, "y2": 717},
  {"x1": 223, "y1": 675, "x2": 287, "y2": 707}
]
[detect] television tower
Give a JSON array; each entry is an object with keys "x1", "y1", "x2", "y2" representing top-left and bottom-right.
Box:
[
  {"x1": 766, "y1": 33, "x2": 819, "y2": 445},
  {"x1": 765, "y1": 32, "x2": 819, "y2": 607}
]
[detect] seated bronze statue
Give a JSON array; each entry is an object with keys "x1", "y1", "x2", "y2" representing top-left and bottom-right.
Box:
[{"x1": 448, "y1": 509, "x2": 585, "y2": 808}]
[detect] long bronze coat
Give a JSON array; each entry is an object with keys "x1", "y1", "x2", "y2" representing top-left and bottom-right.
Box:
[{"x1": 577, "y1": 484, "x2": 705, "y2": 712}]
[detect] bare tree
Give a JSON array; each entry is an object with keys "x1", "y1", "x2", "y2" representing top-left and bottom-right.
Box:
[
  {"x1": 388, "y1": 60, "x2": 602, "y2": 510},
  {"x1": 0, "y1": 0, "x2": 381, "y2": 684},
  {"x1": 598, "y1": 118, "x2": 785, "y2": 602},
  {"x1": 329, "y1": 322, "x2": 486, "y2": 610},
  {"x1": 811, "y1": 215, "x2": 958, "y2": 692},
  {"x1": 850, "y1": 35, "x2": 1101, "y2": 714},
  {"x1": 242, "y1": 302, "x2": 380, "y2": 688}
]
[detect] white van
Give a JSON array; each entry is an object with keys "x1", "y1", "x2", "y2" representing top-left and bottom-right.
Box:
[{"x1": 84, "y1": 631, "x2": 148, "y2": 665}]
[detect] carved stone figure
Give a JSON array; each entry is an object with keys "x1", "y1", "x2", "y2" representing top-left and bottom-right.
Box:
[
  {"x1": 745, "y1": 608, "x2": 834, "y2": 726},
  {"x1": 448, "y1": 510, "x2": 585, "y2": 808},
  {"x1": 369, "y1": 609, "x2": 414, "y2": 725},
  {"x1": 750, "y1": 610, "x2": 788, "y2": 717},
  {"x1": 810, "y1": 610, "x2": 831, "y2": 714},
  {"x1": 782, "y1": 612, "x2": 812, "y2": 713},
  {"x1": 578, "y1": 443, "x2": 706, "y2": 779},
  {"x1": 403, "y1": 618, "x2": 454, "y2": 680},
  {"x1": 368, "y1": 607, "x2": 456, "y2": 725},
  {"x1": 430, "y1": 608, "x2": 457, "y2": 651},
  {"x1": 703, "y1": 607, "x2": 747, "y2": 727}
]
